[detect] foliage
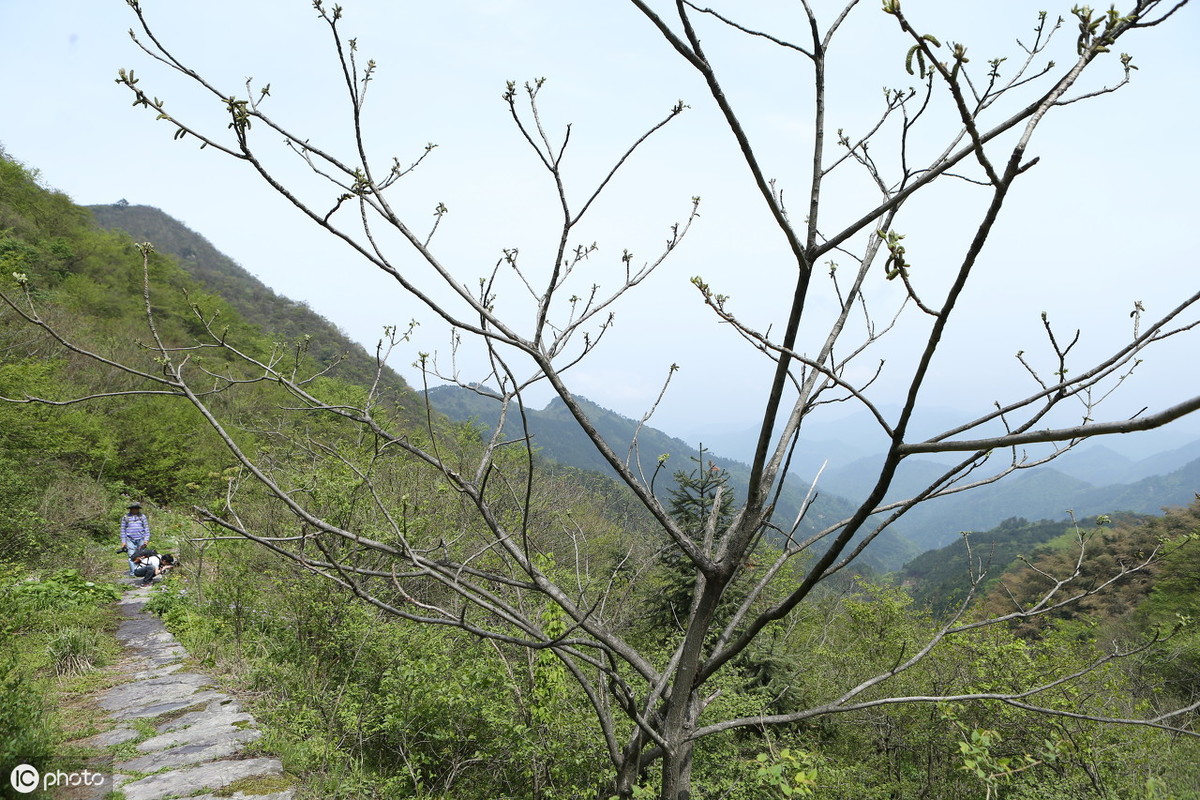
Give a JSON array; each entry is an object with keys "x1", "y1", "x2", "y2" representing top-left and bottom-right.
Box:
[
  {"x1": 45, "y1": 626, "x2": 110, "y2": 677},
  {"x1": 641, "y1": 453, "x2": 739, "y2": 635},
  {"x1": 753, "y1": 748, "x2": 819, "y2": 798},
  {"x1": 0, "y1": 653, "x2": 56, "y2": 785},
  {"x1": 152, "y1": 539, "x2": 1200, "y2": 799},
  {"x1": 146, "y1": 541, "x2": 608, "y2": 799},
  {"x1": 0, "y1": 556, "x2": 123, "y2": 797},
  {"x1": 8, "y1": 569, "x2": 121, "y2": 611}
]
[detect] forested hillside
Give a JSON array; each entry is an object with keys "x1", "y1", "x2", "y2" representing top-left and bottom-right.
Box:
[
  {"x1": 897, "y1": 514, "x2": 1146, "y2": 615},
  {"x1": 830, "y1": 453, "x2": 1200, "y2": 551},
  {"x1": 425, "y1": 384, "x2": 918, "y2": 572},
  {"x1": 4, "y1": 149, "x2": 1200, "y2": 798}
]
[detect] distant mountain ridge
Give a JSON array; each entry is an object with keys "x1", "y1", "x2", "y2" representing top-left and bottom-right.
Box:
[
  {"x1": 820, "y1": 450, "x2": 1200, "y2": 551},
  {"x1": 697, "y1": 406, "x2": 1200, "y2": 551},
  {"x1": 425, "y1": 384, "x2": 920, "y2": 573},
  {"x1": 435, "y1": 386, "x2": 1200, "y2": 557}
]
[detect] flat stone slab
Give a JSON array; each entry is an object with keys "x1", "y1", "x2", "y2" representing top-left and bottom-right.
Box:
[
  {"x1": 116, "y1": 756, "x2": 286, "y2": 800},
  {"x1": 158, "y1": 697, "x2": 245, "y2": 729},
  {"x1": 140, "y1": 699, "x2": 256, "y2": 751},
  {"x1": 117, "y1": 729, "x2": 262, "y2": 773},
  {"x1": 97, "y1": 671, "x2": 228, "y2": 720},
  {"x1": 77, "y1": 725, "x2": 140, "y2": 749},
  {"x1": 117, "y1": 697, "x2": 262, "y2": 772},
  {"x1": 114, "y1": 592, "x2": 189, "y2": 675}
]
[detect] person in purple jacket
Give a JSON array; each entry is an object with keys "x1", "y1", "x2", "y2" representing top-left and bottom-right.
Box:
[{"x1": 119, "y1": 502, "x2": 150, "y2": 575}]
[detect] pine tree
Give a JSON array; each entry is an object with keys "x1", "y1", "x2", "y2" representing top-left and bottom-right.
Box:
[{"x1": 648, "y1": 451, "x2": 736, "y2": 635}]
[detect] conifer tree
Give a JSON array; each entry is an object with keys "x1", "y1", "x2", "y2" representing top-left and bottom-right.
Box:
[{"x1": 651, "y1": 451, "x2": 736, "y2": 634}]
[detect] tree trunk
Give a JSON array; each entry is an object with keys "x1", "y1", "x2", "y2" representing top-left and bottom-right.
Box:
[
  {"x1": 659, "y1": 686, "x2": 701, "y2": 799},
  {"x1": 660, "y1": 737, "x2": 695, "y2": 800},
  {"x1": 607, "y1": 730, "x2": 646, "y2": 799}
]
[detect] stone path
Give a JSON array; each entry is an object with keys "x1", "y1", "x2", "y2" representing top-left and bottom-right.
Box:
[{"x1": 72, "y1": 583, "x2": 296, "y2": 800}]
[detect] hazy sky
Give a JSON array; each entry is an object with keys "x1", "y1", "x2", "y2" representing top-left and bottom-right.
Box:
[{"x1": 4, "y1": 1, "x2": 1198, "y2": 444}]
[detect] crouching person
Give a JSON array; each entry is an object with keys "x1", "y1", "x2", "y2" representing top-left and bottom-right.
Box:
[{"x1": 132, "y1": 551, "x2": 175, "y2": 587}]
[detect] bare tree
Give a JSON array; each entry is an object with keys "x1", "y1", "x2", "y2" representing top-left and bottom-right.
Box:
[{"x1": 5, "y1": 0, "x2": 1200, "y2": 796}]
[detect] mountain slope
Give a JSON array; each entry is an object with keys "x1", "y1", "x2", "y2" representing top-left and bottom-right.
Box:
[
  {"x1": 425, "y1": 384, "x2": 920, "y2": 572},
  {"x1": 88, "y1": 202, "x2": 420, "y2": 416},
  {"x1": 897, "y1": 516, "x2": 1091, "y2": 615},
  {"x1": 822, "y1": 450, "x2": 1200, "y2": 551},
  {"x1": 84, "y1": 202, "x2": 914, "y2": 570}
]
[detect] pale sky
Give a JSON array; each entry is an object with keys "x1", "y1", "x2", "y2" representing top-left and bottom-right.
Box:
[{"x1": 3, "y1": 1, "x2": 1198, "y2": 446}]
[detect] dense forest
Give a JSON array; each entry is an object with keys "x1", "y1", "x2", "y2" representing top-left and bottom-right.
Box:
[{"x1": 3, "y1": 150, "x2": 1200, "y2": 799}]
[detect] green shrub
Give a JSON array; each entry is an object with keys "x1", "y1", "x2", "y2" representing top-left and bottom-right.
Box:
[
  {"x1": 0, "y1": 654, "x2": 55, "y2": 779},
  {"x1": 46, "y1": 626, "x2": 108, "y2": 676},
  {"x1": 143, "y1": 585, "x2": 190, "y2": 619},
  {"x1": 9, "y1": 569, "x2": 120, "y2": 615}
]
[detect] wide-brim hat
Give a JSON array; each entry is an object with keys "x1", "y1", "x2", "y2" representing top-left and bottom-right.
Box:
[{"x1": 128, "y1": 502, "x2": 142, "y2": 509}]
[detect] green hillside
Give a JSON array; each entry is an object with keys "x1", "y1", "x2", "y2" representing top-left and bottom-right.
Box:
[
  {"x1": 3, "y1": 149, "x2": 1200, "y2": 799},
  {"x1": 897, "y1": 515, "x2": 1114, "y2": 615},
  {"x1": 88, "y1": 202, "x2": 421, "y2": 417}
]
